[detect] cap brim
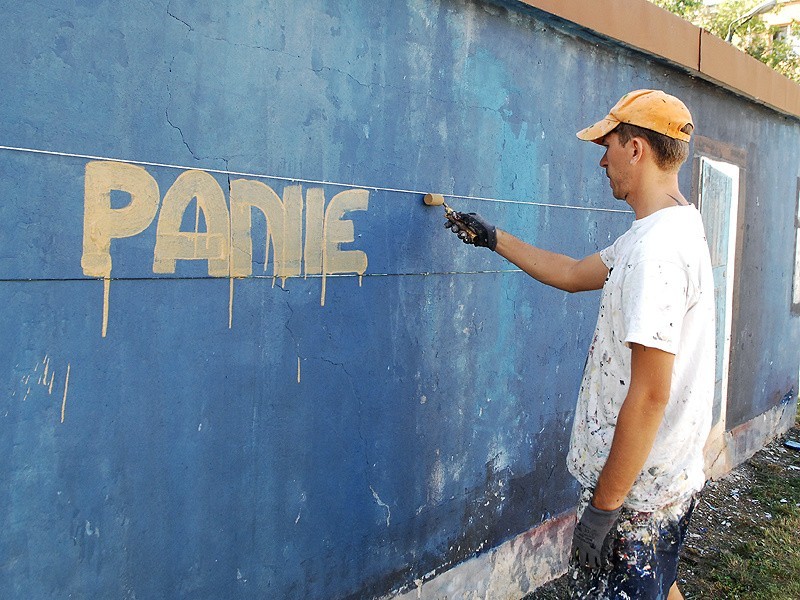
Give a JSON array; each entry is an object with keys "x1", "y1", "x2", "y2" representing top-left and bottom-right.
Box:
[{"x1": 576, "y1": 116, "x2": 619, "y2": 143}]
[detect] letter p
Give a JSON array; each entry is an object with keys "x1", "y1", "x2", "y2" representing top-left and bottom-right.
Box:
[{"x1": 81, "y1": 161, "x2": 160, "y2": 278}]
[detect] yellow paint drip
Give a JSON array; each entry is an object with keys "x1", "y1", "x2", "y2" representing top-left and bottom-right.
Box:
[
  {"x1": 264, "y1": 235, "x2": 270, "y2": 273},
  {"x1": 102, "y1": 277, "x2": 111, "y2": 338},
  {"x1": 61, "y1": 363, "x2": 71, "y2": 423},
  {"x1": 229, "y1": 277, "x2": 234, "y2": 329},
  {"x1": 320, "y1": 223, "x2": 328, "y2": 307}
]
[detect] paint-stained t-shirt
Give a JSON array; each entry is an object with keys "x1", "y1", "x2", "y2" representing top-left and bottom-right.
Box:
[{"x1": 567, "y1": 204, "x2": 715, "y2": 511}]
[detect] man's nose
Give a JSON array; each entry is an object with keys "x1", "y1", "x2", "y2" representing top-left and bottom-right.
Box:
[{"x1": 599, "y1": 152, "x2": 608, "y2": 168}]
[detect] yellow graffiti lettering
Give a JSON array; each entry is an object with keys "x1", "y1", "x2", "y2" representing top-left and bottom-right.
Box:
[
  {"x1": 303, "y1": 187, "x2": 325, "y2": 277},
  {"x1": 230, "y1": 180, "x2": 303, "y2": 279},
  {"x1": 321, "y1": 189, "x2": 369, "y2": 305},
  {"x1": 153, "y1": 170, "x2": 230, "y2": 276},
  {"x1": 81, "y1": 161, "x2": 160, "y2": 278},
  {"x1": 80, "y1": 161, "x2": 370, "y2": 331},
  {"x1": 324, "y1": 189, "x2": 369, "y2": 276}
]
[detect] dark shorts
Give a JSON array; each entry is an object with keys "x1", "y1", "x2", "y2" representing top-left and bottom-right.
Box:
[{"x1": 569, "y1": 488, "x2": 695, "y2": 600}]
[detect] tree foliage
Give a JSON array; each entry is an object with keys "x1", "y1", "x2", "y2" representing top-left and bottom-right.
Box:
[{"x1": 649, "y1": 0, "x2": 800, "y2": 83}]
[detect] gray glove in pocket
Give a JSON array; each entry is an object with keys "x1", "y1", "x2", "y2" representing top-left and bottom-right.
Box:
[{"x1": 571, "y1": 503, "x2": 621, "y2": 569}]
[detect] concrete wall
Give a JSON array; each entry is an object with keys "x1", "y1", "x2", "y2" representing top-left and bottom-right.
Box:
[{"x1": 1, "y1": 1, "x2": 798, "y2": 598}]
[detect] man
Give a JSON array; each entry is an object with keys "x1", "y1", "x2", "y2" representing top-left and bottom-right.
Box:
[{"x1": 445, "y1": 90, "x2": 715, "y2": 599}]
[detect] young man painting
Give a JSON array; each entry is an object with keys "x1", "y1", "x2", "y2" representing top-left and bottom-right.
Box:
[{"x1": 446, "y1": 90, "x2": 715, "y2": 599}]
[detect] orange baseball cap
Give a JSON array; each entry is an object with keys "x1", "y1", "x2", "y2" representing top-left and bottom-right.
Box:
[{"x1": 576, "y1": 89, "x2": 694, "y2": 143}]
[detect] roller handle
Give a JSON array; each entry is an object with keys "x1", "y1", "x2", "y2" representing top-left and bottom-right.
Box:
[{"x1": 423, "y1": 193, "x2": 477, "y2": 242}]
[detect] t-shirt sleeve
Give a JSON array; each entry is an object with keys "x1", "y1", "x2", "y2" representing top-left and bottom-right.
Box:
[
  {"x1": 620, "y1": 260, "x2": 691, "y2": 354},
  {"x1": 599, "y1": 244, "x2": 615, "y2": 269}
]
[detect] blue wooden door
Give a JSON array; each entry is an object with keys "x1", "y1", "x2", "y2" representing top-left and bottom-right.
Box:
[{"x1": 698, "y1": 157, "x2": 739, "y2": 437}]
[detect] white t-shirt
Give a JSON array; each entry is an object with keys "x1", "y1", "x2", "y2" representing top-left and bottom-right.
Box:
[{"x1": 567, "y1": 204, "x2": 716, "y2": 511}]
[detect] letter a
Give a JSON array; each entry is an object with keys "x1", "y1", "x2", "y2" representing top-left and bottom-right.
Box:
[{"x1": 153, "y1": 170, "x2": 230, "y2": 276}]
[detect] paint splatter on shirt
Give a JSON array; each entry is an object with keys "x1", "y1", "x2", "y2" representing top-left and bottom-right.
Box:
[{"x1": 567, "y1": 205, "x2": 716, "y2": 511}]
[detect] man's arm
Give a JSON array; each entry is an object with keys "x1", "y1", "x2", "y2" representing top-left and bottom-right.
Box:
[
  {"x1": 494, "y1": 229, "x2": 609, "y2": 293},
  {"x1": 591, "y1": 343, "x2": 675, "y2": 511}
]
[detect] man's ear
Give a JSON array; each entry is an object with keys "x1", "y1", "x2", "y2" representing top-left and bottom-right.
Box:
[{"x1": 629, "y1": 137, "x2": 645, "y2": 164}]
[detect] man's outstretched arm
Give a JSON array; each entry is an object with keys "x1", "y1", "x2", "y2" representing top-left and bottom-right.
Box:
[
  {"x1": 445, "y1": 212, "x2": 608, "y2": 293},
  {"x1": 495, "y1": 229, "x2": 609, "y2": 293}
]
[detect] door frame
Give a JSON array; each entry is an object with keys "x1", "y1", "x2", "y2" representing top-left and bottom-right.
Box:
[{"x1": 690, "y1": 136, "x2": 747, "y2": 475}]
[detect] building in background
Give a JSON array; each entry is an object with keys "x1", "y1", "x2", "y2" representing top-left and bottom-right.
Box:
[{"x1": 765, "y1": 0, "x2": 800, "y2": 52}]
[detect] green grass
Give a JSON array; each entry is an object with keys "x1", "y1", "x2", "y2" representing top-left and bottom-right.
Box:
[
  {"x1": 708, "y1": 470, "x2": 800, "y2": 597},
  {"x1": 530, "y1": 413, "x2": 800, "y2": 600},
  {"x1": 694, "y1": 424, "x2": 800, "y2": 599}
]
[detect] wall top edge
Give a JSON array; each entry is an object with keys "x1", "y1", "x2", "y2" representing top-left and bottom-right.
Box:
[{"x1": 506, "y1": 0, "x2": 800, "y2": 121}]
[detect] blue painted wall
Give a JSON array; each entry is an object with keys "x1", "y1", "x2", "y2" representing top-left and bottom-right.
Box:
[
  {"x1": 687, "y1": 88, "x2": 800, "y2": 427},
  {"x1": 1, "y1": 1, "x2": 798, "y2": 598}
]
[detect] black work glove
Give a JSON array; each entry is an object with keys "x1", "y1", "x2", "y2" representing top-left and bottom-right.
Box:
[
  {"x1": 444, "y1": 212, "x2": 497, "y2": 251},
  {"x1": 571, "y1": 502, "x2": 621, "y2": 569}
]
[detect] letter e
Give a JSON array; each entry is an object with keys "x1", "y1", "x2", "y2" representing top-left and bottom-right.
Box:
[{"x1": 323, "y1": 189, "x2": 369, "y2": 277}]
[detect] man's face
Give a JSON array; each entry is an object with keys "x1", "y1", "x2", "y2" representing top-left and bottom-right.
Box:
[{"x1": 598, "y1": 131, "x2": 632, "y2": 201}]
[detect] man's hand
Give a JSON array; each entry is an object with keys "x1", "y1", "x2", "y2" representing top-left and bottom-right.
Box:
[
  {"x1": 445, "y1": 212, "x2": 497, "y2": 250},
  {"x1": 571, "y1": 502, "x2": 621, "y2": 569}
]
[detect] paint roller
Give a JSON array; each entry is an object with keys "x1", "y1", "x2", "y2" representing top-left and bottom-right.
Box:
[{"x1": 423, "y1": 193, "x2": 478, "y2": 243}]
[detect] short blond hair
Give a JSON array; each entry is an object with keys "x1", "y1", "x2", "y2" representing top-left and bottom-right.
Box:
[{"x1": 615, "y1": 122, "x2": 692, "y2": 172}]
